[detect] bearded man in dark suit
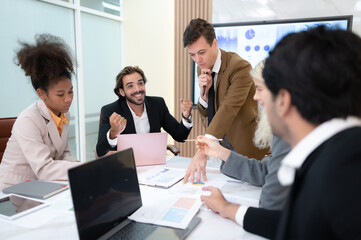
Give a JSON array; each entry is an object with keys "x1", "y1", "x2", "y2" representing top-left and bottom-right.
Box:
[{"x1": 96, "y1": 66, "x2": 193, "y2": 157}]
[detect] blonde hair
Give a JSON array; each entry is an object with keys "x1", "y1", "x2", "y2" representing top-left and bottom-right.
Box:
[
  {"x1": 254, "y1": 107, "x2": 273, "y2": 149},
  {"x1": 251, "y1": 60, "x2": 273, "y2": 149},
  {"x1": 250, "y1": 60, "x2": 265, "y2": 83}
]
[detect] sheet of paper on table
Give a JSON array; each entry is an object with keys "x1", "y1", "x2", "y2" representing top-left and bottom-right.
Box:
[
  {"x1": 128, "y1": 195, "x2": 202, "y2": 229},
  {"x1": 137, "y1": 167, "x2": 186, "y2": 189}
]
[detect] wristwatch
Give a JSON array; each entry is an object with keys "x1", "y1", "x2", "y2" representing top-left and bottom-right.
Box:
[{"x1": 182, "y1": 113, "x2": 192, "y2": 123}]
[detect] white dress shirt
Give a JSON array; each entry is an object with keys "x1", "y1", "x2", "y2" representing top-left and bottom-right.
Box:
[
  {"x1": 234, "y1": 116, "x2": 361, "y2": 226},
  {"x1": 199, "y1": 48, "x2": 221, "y2": 140},
  {"x1": 198, "y1": 48, "x2": 221, "y2": 109},
  {"x1": 107, "y1": 102, "x2": 193, "y2": 147},
  {"x1": 277, "y1": 116, "x2": 361, "y2": 186}
]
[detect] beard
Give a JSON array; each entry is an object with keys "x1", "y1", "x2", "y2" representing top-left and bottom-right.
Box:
[
  {"x1": 253, "y1": 106, "x2": 273, "y2": 149},
  {"x1": 124, "y1": 90, "x2": 145, "y2": 105}
]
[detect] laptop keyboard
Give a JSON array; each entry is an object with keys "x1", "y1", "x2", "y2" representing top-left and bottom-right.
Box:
[{"x1": 109, "y1": 221, "x2": 158, "y2": 240}]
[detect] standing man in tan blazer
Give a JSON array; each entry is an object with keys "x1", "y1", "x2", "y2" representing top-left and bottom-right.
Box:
[{"x1": 183, "y1": 18, "x2": 268, "y2": 183}]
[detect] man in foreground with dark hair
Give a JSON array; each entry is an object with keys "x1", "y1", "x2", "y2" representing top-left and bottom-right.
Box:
[
  {"x1": 96, "y1": 66, "x2": 193, "y2": 157},
  {"x1": 201, "y1": 25, "x2": 361, "y2": 239}
]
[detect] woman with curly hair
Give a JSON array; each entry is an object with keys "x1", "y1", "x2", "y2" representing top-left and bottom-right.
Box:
[{"x1": 0, "y1": 34, "x2": 82, "y2": 191}]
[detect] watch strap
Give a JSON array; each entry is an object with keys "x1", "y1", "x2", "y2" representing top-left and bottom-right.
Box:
[{"x1": 182, "y1": 113, "x2": 192, "y2": 123}]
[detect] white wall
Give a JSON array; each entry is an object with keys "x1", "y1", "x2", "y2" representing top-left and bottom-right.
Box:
[
  {"x1": 213, "y1": 0, "x2": 361, "y2": 36},
  {"x1": 123, "y1": 0, "x2": 175, "y2": 116}
]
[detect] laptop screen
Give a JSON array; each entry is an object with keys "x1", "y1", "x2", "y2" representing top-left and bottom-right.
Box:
[
  {"x1": 68, "y1": 148, "x2": 142, "y2": 240},
  {"x1": 117, "y1": 132, "x2": 167, "y2": 166}
]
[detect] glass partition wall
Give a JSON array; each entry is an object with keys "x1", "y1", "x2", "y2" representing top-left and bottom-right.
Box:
[{"x1": 0, "y1": 0, "x2": 123, "y2": 161}]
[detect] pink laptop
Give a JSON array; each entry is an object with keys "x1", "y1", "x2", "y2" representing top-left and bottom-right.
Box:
[{"x1": 117, "y1": 132, "x2": 167, "y2": 166}]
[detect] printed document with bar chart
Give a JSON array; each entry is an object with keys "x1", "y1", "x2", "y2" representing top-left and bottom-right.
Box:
[
  {"x1": 137, "y1": 167, "x2": 185, "y2": 188},
  {"x1": 128, "y1": 196, "x2": 202, "y2": 229}
]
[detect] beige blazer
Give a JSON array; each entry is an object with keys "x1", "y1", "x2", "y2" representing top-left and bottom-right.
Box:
[
  {"x1": 0, "y1": 100, "x2": 81, "y2": 191},
  {"x1": 198, "y1": 49, "x2": 268, "y2": 160}
]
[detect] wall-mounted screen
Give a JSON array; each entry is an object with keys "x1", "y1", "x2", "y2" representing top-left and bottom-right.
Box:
[{"x1": 192, "y1": 15, "x2": 353, "y2": 105}]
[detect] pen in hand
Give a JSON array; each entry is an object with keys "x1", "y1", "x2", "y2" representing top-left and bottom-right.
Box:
[{"x1": 185, "y1": 138, "x2": 223, "y2": 142}]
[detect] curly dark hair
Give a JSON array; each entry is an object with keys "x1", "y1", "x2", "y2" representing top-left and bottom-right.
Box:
[
  {"x1": 183, "y1": 18, "x2": 216, "y2": 48},
  {"x1": 15, "y1": 34, "x2": 76, "y2": 93}
]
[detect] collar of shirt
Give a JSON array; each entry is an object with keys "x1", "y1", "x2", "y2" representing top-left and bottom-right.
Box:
[
  {"x1": 212, "y1": 48, "x2": 221, "y2": 74},
  {"x1": 278, "y1": 116, "x2": 361, "y2": 186},
  {"x1": 48, "y1": 108, "x2": 69, "y2": 135},
  {"x1": 126, "y1": 102, "x2": 150, "y2": 134},
  {"x1": 127, "y1": 102, "x2": 147, "y2": 119},
  {"x1": 211, "y1": 48, "x2": 222, "y2": 90}
]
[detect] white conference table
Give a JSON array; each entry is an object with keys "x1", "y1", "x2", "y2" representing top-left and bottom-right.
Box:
[{"x1": 0, "y1": 156, "x2": 267, "y2": 240}]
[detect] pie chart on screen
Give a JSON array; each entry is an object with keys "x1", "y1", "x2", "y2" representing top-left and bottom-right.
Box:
[{"x1": 245, "y1": 29, "x2": 255, "y2": 40}]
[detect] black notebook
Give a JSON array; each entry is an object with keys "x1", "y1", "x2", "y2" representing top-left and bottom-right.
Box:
[{"x1": 2, "y1": 180, "x2": 68, "y2": 199}]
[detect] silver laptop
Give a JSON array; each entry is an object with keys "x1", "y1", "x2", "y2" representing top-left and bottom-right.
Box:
[{"x1": 68, "y1": 148, "x2": 200, "y2": 240}]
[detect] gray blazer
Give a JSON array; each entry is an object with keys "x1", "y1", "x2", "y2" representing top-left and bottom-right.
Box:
[
  {"x1": 221, "y1": 136, "x2": 291, "y2": 210},
  {"x1": 0, "y1": 100, "x2": 81, "y2": 191}
]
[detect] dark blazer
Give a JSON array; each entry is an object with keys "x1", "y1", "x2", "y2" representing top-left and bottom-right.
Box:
[
  {"x1": 96, "y1": 96, "x2": 191, "y2": 157},
  {"x1": 244, "y1": 127, "x2": 361, "y2": 239},
  {"x1": 197, "y1": 49, "x2": 268, "y2": 160}
]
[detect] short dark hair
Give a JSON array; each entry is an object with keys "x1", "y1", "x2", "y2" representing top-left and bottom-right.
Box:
[
  {"x1": 183, "y1": 18, "x2": 216, "y2": 48},
  {"x1": 263, "y1": 25, "x2": 361, "y2": 125},
  {"x1": 15, "y1": 34, "x2": 75, "y2": 93},
  {"x1": 114, "y1": 66, "x2": 147, "y2": 98}
]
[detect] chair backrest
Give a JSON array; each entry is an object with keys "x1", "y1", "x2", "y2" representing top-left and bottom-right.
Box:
[{"x1": 0, "y1": 117, "x2": 16, "y2": 163}]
